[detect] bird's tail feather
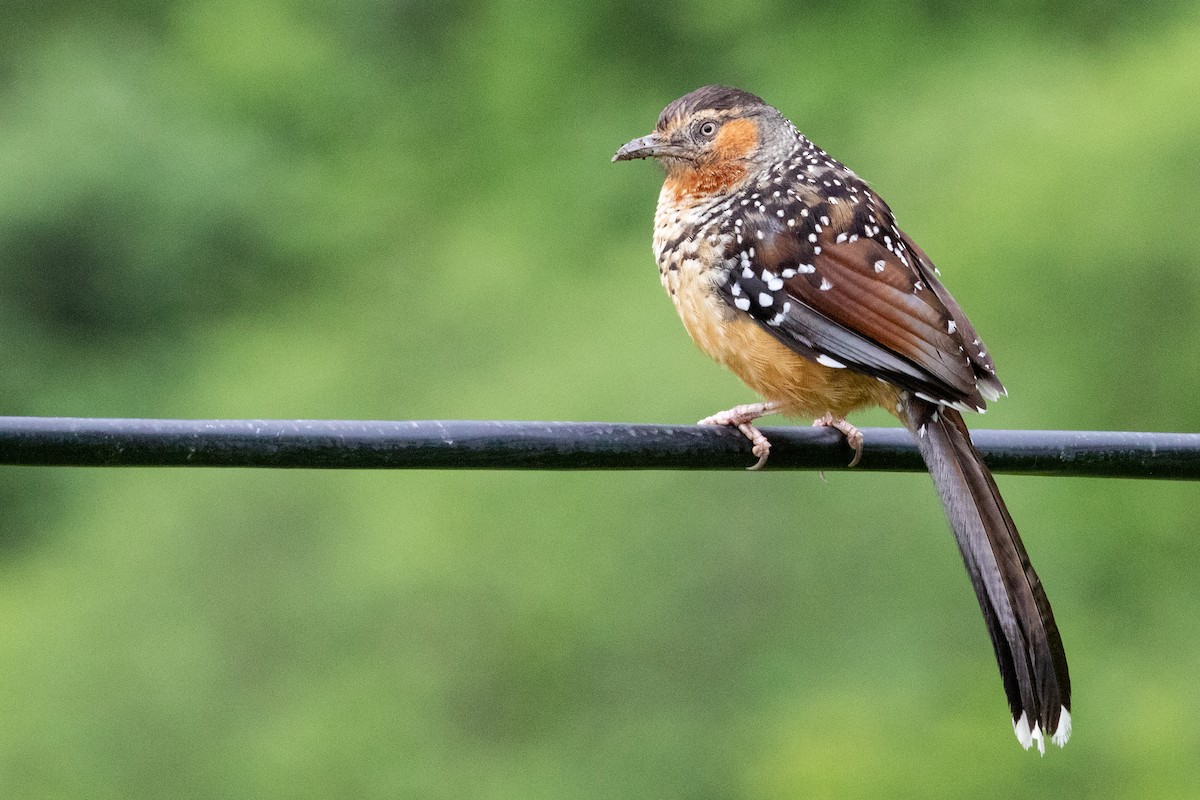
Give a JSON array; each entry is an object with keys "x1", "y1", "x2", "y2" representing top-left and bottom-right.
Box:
[{"x1": 902, "y1": 396, "x2": 1071, "y2": 753}]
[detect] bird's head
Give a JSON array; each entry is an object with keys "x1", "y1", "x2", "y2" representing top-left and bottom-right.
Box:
[{"x1": 613, "y1": 85, "x2": 792, "y2": 197}]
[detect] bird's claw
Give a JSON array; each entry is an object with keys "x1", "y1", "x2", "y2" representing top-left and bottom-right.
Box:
[
  {"x1": 740, "y1": 423, "x2": 771, "y2": 471},
  {"x1": 698, "y1": 401, "x2": 782, "y2": 470},
  {"x1": 813, "y1": 412, "x2": 864, "y2": 467}
]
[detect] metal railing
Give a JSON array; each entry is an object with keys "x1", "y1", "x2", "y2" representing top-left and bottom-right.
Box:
[{"x1": 0, "y1": 417, "x2": 1196, "y2": 479}]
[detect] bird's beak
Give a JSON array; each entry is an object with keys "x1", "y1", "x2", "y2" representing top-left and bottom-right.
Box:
[{"x1": 612, "y1": 132, "x2": 681, "y2": 162}]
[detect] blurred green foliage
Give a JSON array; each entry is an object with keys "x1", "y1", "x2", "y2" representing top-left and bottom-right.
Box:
[{"x1": 1, "y1": 1, "x2": 1199, "y2": 797}]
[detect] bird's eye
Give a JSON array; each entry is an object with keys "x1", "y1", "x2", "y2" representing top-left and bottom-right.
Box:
[{"x1": 698, "y1": 121, "x2": 717, "y2": 138}]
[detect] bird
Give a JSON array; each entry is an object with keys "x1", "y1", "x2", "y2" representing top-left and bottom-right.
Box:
[{"x1": 613, "y1": 85, "x2": 1070, "y2": 753}]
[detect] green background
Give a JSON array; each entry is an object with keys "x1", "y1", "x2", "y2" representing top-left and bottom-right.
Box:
[{"x1": 1, "y1": 1, "x2": 1198, "y2": 797}]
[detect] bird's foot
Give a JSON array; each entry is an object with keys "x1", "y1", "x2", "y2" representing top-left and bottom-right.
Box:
[
  {"x1": 698, "y1": 401, "x2": 783, "y2": 471},
  {"x1": 813, "y1": 412, "x2": 864, "y2": 467}
]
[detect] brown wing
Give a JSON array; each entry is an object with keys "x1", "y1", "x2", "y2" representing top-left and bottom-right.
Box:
[
  {"x1": 717, "y1": 198, "x2": 1001, "y2": 411},
  {"x1": 899, "y1": 230, "x2": 1006, "y2": 402}
]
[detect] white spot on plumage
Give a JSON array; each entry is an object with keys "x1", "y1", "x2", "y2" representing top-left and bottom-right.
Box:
[
  {"x1": 816, "y1": 354, "x2": 846, "y2": 368},
  {"x1": 819, "y1": 277, "x2": 832, "y2": 291},
  {"x1": 758, "y1": 292, "x2": 773, "y2": 307},
  {"x1": 874, "y1": 260, "x2": 886, "y2": 272},
  {"x1": 798, "y1": 263, "x2": 815, "y2": 273},
  {"x1": 767, "y1": 277, "x2": 784, "y2": 291},
  {"x1": 836, "y1": 232, "x2": 848, "y2": 243},
  {"x1": 807, "y1": 233, "x2": 817, "y2": 243},
  {"x1": 947, "y1": 320, "x2": 957, "y2": 334},
  {"x1": 781, "y1": 268, "x2": 797, "y2": 279},
  {"x1": 734, "y1": 296, "x2": 751, "y2": 311},
  {"x1": 731, "y1": 283, "x2": 742, "y2": 297}
]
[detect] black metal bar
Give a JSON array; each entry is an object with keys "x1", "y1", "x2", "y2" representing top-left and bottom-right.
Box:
[{"x1": 0, "y1": 417, "x2": 1196, "y2": 479}]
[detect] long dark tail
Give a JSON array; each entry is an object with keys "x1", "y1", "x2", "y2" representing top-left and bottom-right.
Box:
[{"x1": 902, "y1": 396, "x2": 1071, "y2": 753}]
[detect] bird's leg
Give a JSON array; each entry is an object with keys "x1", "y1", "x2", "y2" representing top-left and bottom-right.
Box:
[
  {"x1": 698, "y1": 401, "x2": 784, "y2": 471},
  {"x1": 812, "y1": 412, "x2": 864, "y2": 467}
]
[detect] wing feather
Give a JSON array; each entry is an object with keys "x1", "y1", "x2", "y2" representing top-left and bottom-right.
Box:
[{"x1": 717, "y1": 198, "x2": 997, "y2": 410}]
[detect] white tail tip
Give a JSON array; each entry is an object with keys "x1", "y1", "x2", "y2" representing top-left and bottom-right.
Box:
[
  {"x1": 1014, "y1": 707, "x2": 1071, "y2": 754},
  {"x1": 1052, "y1": 707, "x2": 1072, "y2": 747},
  {"x1": 1014, "y1": 711, "x2": 1034, "y2": 751}
]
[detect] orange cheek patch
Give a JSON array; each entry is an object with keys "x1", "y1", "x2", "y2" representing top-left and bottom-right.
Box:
[
  {"x1": 663, "y1": 117, "x2": 760, "y2": 201},
  {"x1": 712, "y1": 117, "x2": 759, "y2": 161}
]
